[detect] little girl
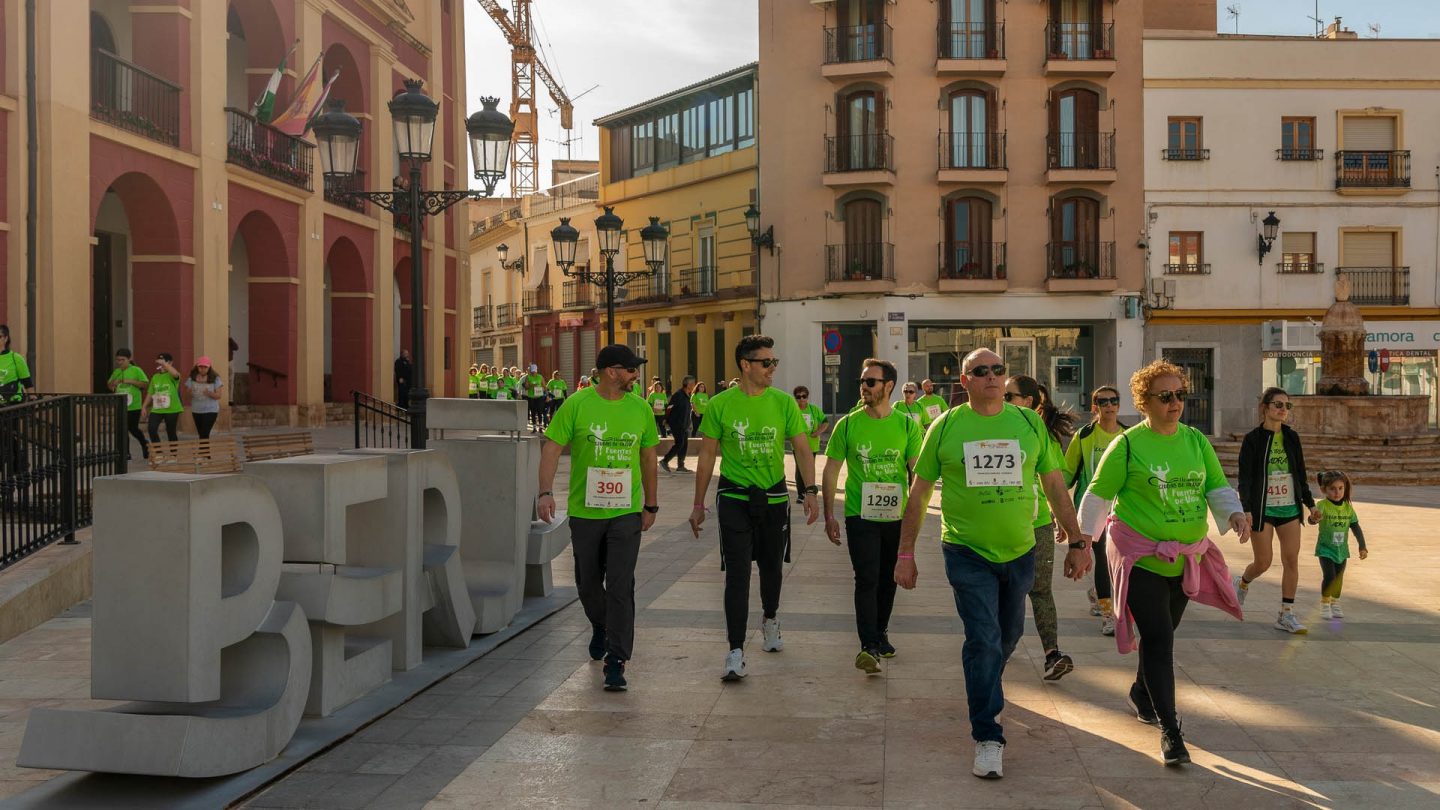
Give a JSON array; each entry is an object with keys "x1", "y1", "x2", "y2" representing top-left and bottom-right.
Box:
[{"x1": 1309, "y1": 471, "x2": 1368, "y2": 620}]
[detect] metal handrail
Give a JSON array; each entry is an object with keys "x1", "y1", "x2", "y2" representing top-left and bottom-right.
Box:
[{"x1": 352, "y1": 390, "x2": 412, "y2": 449}]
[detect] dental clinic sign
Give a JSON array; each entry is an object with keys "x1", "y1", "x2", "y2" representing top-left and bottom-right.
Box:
[{"x1": 1365, "y1": 321, "x2": 1440, "y2": 351}]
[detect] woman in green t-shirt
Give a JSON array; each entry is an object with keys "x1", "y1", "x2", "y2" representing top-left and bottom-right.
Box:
[
  {"x1": 142, "y1": 352, "x2": 184, "y2": 442},
  {"x1": 647, "y1": 382, "x2": 669, "y2": 438},
  {"x1": 690, "y1": 382, "x2": 709, "y2": 437},
  {"x1": 892, "y1": 383, "x2": 925, "y2": 425},
  {"x1": 108, "y1": 348, "x2": 151, "y2": 459},
  {"x1": 0, "y1": 324, "x2": 32, "y2": 404},
  {"x1": 792, "y1": 385, "x2": 829, "y2": 503}
]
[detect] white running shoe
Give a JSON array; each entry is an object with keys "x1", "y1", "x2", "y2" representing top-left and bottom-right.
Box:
[
  {"x1": 658, "y1": 459, "x2": 672, "y2": 473},
  {"x1": 1330, "y1": 600, "x2": 1344, "y2": 619},
  {"x1": 1100, "y1": 614, "x2": 1116, "y2": 636},
  {"x1": 1087, "y1": 587, "x2": 1102, "y2": 617},
  {"x1": 1232, "y1": 575, "x2": 1248, "y2": 606},
  {"x1": 1319, "y1": 602, "x2": 1333, "y2": 620},
  {"x1": 972, "y1": 740, "x2": 1005, "y2": 779},
  {"x1": 762, "y1": 617, "x2": 784, "y2": 652},
  {"x1": 721, "y1": 648, "x2": 746, "y2": 681},
  {"x1": 1274, "y1": 611, "x2": 1308, "y2": 634}
]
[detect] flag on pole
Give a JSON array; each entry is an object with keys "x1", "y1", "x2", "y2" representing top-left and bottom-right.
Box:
[
  {"x1": 269, "y1": 51, "x2": 329, "y2": 136},
  {"x1": 252, "y1": 39, "x2": 298, "y2": 123}
]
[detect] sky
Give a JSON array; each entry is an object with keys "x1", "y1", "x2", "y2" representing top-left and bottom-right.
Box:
[{"x1": 1219, "y1": 0, "x2": 1439, "y2": 38}]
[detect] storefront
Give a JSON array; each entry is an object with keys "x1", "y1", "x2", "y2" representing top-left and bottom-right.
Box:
[{"x1": 908, "y1": 323, "x2": 1101, "y2": 414}]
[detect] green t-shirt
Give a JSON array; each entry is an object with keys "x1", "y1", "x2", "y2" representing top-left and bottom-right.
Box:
[
  {"x1": 1030, "y1": 431, "x2": 1065, "y2": 529},
  {"x1": 110, "y1": 365, "x2": 149, "y2": 411},
  {"x1": 544, "y1": 386, "x2": 659, "y2": 519},
  {"x1": 484, "y1": 373, "x2": 498, "y2": 394},
  {"x1": 700, "y1": 385, "x2": 807, "y2": 503},
  {"x1": 147, "y1": 372, "x2": 184, "y2": 414},
  {"x1": 914, "y1": 403, "x2": 1060, "y2": 563},
  {"x1": 1064, "y1": 422, "x2": 1124, "y2": 506},
  {"x1": 917, "y1": 394, "x2": 947, "y2": 426},
  {"x1": 1315, "y1": 499, "x2": 1358, "y2": 563},
  {"x1": 0, "y1": 350, "x2": 31, "y2": 403},
  {"x1": 1088, "y1": 423, "x2": 1230, "y2": 576},
  {"x1": 468, "y1": 374, "x2": 483, "y2": 395},
  {"x1": 893, "y1": 400, "x2": 926, "y2": 428},
  {"x1": 547, "y1": 378, "x2": 568, "y2": 399},
  {"x1": 524, "y1": 373, "x2": 546, "y2": 398},
  {"x1": 796, "y1": 402, "x2": 828, "y2": 453},
  {"x1": 825, "y1": 409, "x2": 923, "y2": 519},
  {"x1": 647, "y1": 392, "x2": 667, "y2": 415},
  {"x1": 691, "y1": 392, "x2": 710, "y2": 415},
  {"x1": 1263, "y1": 430, "x2": 1300, "y2": 518},
  {"x1": 499, "y1": 376, "x2": 517, "y2": 399}
]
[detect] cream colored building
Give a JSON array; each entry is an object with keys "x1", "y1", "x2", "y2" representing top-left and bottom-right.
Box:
[{"x1": 1144, "y1": 23, "x2": 1440, "y2": 432}]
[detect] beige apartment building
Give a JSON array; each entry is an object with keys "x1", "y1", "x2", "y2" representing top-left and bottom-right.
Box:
[{"x1": 756, "y1": 0, "x2": 1204, "y2": 413}]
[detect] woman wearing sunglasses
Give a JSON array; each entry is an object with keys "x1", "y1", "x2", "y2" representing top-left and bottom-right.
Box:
[
  {"x1": 1078, "y1": 360, "x2": 1247, "y2": 766},
  {"x1": 1234, "y1": 387, "x2": 1320, "y2": 634}
]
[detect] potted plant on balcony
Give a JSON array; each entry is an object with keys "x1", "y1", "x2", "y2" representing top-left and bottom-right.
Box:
[
  {"x1": 959, "y1": 260, "x2": 983, "y2": 279},
  {"x1": 846, "y1": 259, "x2": 872, "y2": 281},
  {"x1": 1063, "y1": 260, "x2": 1095, "y2": 279}
]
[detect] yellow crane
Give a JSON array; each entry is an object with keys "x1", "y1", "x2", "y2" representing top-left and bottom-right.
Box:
[{"x1": 475, "y1": 0, "x2": 573, "y2": 195}]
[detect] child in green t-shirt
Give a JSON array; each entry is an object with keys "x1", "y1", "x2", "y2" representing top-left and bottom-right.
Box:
[{"x1": 1310, "y1": 470, "x2": 1368, "y2": 621}]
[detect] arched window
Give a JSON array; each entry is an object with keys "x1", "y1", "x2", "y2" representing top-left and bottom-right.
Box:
[
  {"x1": 1049, "y1": 87, "x2": 1100, "y2": 168},
  {"x1": 835, "y1": 87, "x2": 885, "y2": 171},
  {"x1": 91, "y1": 12, "x2": 118, "y2": 53},
  {"x1": 943, "y1": 197, "x2": 994, "y2": 278},
  {"x1": 837, "y1": 196, "x2": 886, "y2": 280},
  {"x1": 1050, "y1": 196, "x2": 1101, "y2": 278},
  {"x1": 946, "y1": 88, "x2": 996, "y2": 168}
]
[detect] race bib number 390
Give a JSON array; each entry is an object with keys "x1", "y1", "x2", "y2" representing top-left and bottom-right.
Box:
[
  {"x1": 860, "y1": 481, "x2": 902, "y2": 521},
  {"x1": 963, "y1": 439, "x2": 1023, "y2": 487},
  {"x1": 585, "y1": 467, "x2": 631, "y2": 510}
]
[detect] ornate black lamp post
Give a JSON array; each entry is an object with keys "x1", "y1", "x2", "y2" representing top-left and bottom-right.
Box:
[
  {"x1": 1256, "y1": 210, "x2": 1281, "y2": 266},
  {"x1": 549, "y1": 207, "x2": 668, "y2": 346},
  {"x1": 313, "y1": 80, "x2": 514, "y2": 448}
]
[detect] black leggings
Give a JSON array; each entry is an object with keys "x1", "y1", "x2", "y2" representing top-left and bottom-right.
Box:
[
  {"x1": 192, "y1": 412, "x2": 218, "y2": 440},
  {"x1": 654, "y1": 414, "x2": 668, "y2": 438},
  {"x1": 147, "y1": 412, "x2": 179, "y2": 442},
  {"x1": 1092, "y1": 529, "x2": 1112, "y2": 600},
  {"x1": 845, "y1": 517, "x2": 900, "y2": 649},
  {"x1": 691, "y1": 412, "x2": 703, "y2": 437},
  {"x1": 1126, "y1": 566, "x2": 1189, "y2": 732},
  {"x1": 125, "y1": 410, "x2": 149, "y2": 456},
  {"x1": 1319, "y1": 557, "x2": 1347, "y2": 599},
  {"x1": 660, "y1": 425, "x2": 688, "y2": 466},
  {"x1": 717, "y1": 496, "x2": 788, "y2": 649}
]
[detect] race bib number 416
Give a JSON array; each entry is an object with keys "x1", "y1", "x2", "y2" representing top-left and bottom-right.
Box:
[
  {"x1": 585, "y1": 467, "x2": 631, "y2": 510},
  {"x1": 963, "y1": 439, "x2": 1023, "y2": 488}
]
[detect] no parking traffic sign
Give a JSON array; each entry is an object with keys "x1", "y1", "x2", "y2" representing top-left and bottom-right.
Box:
[{"x1": 823, "y1": 329, "x2": 842, "y2": 354}]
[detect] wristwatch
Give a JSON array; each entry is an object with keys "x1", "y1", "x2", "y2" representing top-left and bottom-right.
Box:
[
  {"x1": 1068, "y1": 540, "x2": 1090, "y2": 549},
  {"x1": 803, "y1": 485, "x2": 820, "y2": 495},
  {"x1": 643, "y1": 505, "x2": 660, "y2": 514}
]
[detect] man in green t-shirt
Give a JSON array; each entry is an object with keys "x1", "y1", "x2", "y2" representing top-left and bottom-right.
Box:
[
  {"x1": 1064, "y1": 385, "x2": 1127, "y2": 635},
  {"x1": 918, "y1": 379, "x2": 948, "y2": 427},
  {"x1": 690, "y1": 335, "x2": 819, "y2": 682},
  {"x1": 546, "y1": 371, "x2": 568, "y2": 422},
  {"x1": 895, "y1": 348, "x2": 1088, "y2": 780},
  {"x1": 468, "y1": 365, "x2": 483, "y2": 399},
  {"x1": 523, "y1": 363, "x2": 547, "y2": 432},
  {"x1": 791, "y1": 385, "x2": 829, "y2": 503},
  {"x1": 822, "y1": 358, "x2": 921, "y2": 674},
  {"x1": 537, "y1": 344, "x2": 658, "y2": 692},
  {"x1": 108, "y1": 348, "x2": 151, "y2": 460},
  {"x1": 141, "y1": 352, "x2": 184, "y2": 442}
]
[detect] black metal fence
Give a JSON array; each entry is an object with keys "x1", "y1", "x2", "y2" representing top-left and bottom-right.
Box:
[
  {"x1": 1339, "y1": 267, "x2": 1410, "y2": 305},
  {"x1": 91, "y1": 49, "x2": 182, "y2": 146},
  {"x1": 939, "y1": 242, "x2": 1006, "y2": 280},
  {"x1": 940, "y1": 131, "x2": 1006, "y2": 170},
  {"x1": 1045, "y1": 21, "x2": 1114, "y2": 60},
  {"x1": 825, "y1": 133, "x2": 895, "y2": 173},
  {"x1": 1, "y1": 394, "x2": 126, "y2": 570},
  {"x1": 325, "y1": 168, "x2": 367, "y2": 213},
  {"x1": 939, "y1": 21, "x2": 1004, "y2": 59},
  {"x1": 1047, "y1": 132, "x2": 1116, "y2": 170},
  {"x1": 824, "y1": 23, "x2": 893, "y2": 63},
  {"x1": 826, "y1": 243, "x2": 895, "y2": 283},
  {"x1": 1046, "y1": 242, "x2": 1117, "y2": 280},
  {"x1": 353, "y1": 391, "x2": 412, "y2": 449},
  {"x1": 1335, "y1": 150, "x2": 1411, "y2": 189},
  {"x1": 225, "y1": 107, "x2": 315, "y2": 191}
]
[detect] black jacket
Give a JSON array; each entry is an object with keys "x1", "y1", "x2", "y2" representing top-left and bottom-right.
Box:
[
  {"x1": 666, "y1": 390, "x2": 691, "y2": 427},
  {"x1": 1237, "y1": 424, "x2": 1315, "y2": 531}
]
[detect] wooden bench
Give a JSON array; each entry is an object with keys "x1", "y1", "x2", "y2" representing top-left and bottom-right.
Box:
[
  {"x1": 241, "y1": 432, "x2": 315, "y2": 462},
  {"x1": 147, "y1": 438, "x2": 243, "y2": 474}
]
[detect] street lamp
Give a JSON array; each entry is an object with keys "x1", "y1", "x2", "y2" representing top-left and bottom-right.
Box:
[
  {"x1": 316, "y1": 80, "x2": 515, "y2": 448},
  {"x1": 744, "y1": 203, "x2": 774, "y2": 254},
  {"x1": 550, "y1": 207, "x2": 667, "y2": 345},
  {"x1": 1257, "y1": 210, "x2": 1281, "y2": 266},
  {"x1": 495, "y1": 243, "x2": 525, "y2": 273}
]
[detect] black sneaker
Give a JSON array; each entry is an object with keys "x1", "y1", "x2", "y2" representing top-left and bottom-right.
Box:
[
  {"x1": 588, "y1": 627, "x2": 606, "y2": 661},
  {"x1": 603, "y1": 655, "x2": 628, "y2": 691},
  {"x1": 877, "y1": 633, "x2": 897, "y2": 658},
  {"x1": 1042, "y1": 650, "x2": 1074, "y2": 681},
  {"x1": 1128, "y1": 685, "x2": 1160, "y2": 726},
  {"x1": 1160, "y1": 726, "x2": 1190, "y2": 766}
]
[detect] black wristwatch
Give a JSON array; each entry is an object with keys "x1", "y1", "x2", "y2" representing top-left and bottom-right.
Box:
[
  {"x1": 644, "y1": 505, "x2": 660, "y2": 514},
  {"x1": 1068, "y1": 541, "x2": 1089, "y2": 549},
  {"x1": 803, "y1": 485, "x2": 819, "y2": 495}
]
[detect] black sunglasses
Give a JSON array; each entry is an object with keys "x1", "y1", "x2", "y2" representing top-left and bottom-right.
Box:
[
  {"x1": 1267, "y1": 400, "x2": 1294, "y2": 411},
  {"x1": 743, "y1": 356, "x2": 780, "y2": 369},
  {"x1": 607, "y1": 365, "x2": 639, "y2": 373},
  {"x1": 1094, "y1": 396, "x2": 1121, "y2": 406},
  {"x1": 1148, "y1": 389, "x2": 1189, "y2": 404},
  {"x1": 795, "y1": 393, "x2": 809, "y2": 399},
  {"x1": 965, "y1": 364, "x2": 1007, "y2": 378},
  {"x1": 857, "y1": 377, "x2": 887, "y2": 388},
  {"x1": 1003, "y1": 392, "x2": 1024, "y2": 402}
]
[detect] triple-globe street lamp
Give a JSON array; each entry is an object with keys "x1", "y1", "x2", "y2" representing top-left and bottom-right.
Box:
[
  {"x1": 312, "y1": 79, "x2": 515, "y2": 448},
  {"x1": 548, "y1": 208, "x2": 669, "y2": 346}
]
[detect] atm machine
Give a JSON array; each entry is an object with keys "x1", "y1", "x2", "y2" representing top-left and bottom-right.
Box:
[{"x1": 1050, "y1": 356, "x2": 1085, "y2": 412}]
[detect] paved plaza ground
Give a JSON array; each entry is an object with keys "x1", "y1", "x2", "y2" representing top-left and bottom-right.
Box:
[{"x1": 1, "y1": 444, "x2": 1437, "y2": 808}]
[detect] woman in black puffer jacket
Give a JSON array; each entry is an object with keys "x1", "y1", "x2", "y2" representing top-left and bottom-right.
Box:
[{"x1": 1234, "y1": 387, "x2": 1319, "y2": 635}]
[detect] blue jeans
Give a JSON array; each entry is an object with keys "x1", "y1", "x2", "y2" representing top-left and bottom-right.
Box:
[{"x1": 942, "y1": 542, "x2": 1035, "y2": 744}]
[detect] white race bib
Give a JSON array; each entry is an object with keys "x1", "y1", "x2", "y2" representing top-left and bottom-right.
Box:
[
  {"x1": 496, "y1": 390, "x2": 509, "y2": 400},
  {"x1": 1266, "y1": 472, "x2": 1294, "y2": 506},
  {"x1": 963, "y1": 439, "x2": 1023, "y2": 487},
  {"x1": 125, "y1": 390, "x2": 134, "y2": 407},
  {"x1": 585, "y1": 467, "x2": 631, "y2": 510},
  {"x1": 555, "y1": 390, "x2": 565, "y2": 399},
  {"x1": 925, "y1": 404, "x2": 942, "y2": 421},
  {"x1": 652, "y1": 401, "x2": 664, "y2": 414},
  {"x1": 469, "y1": 381, "x2": 479, "y2": 393},
  {"x1": 860, "y1": 481, "x2": 902, "y2": 521},
  {"x1": 907, "y1": 412, "x2": 921, "y2": 423},
  {"x1": 802, "y1": 412, "x2": 813, "y2": 429},
  {"x1": 153, "y1": 393, "x2": 171, "y2": 410}
]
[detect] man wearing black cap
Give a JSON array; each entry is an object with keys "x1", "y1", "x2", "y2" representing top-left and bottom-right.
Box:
[{"x1": 537, "y1": 344, "x2": 660, "y2": 691}]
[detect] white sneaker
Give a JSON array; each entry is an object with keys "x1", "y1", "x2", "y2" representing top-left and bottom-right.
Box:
[
  {"x1": 1087, "y1": 587, "x2": 1102, "y2": 617},
  {"x1": 972, "y1": 740, "x2": 1004, "y2": 779},
  {"x1": 1100, "y1": 614, "x2": 1116, "y2": 636},
  {"x1": 1275, "y1": 611, "x2": 1308, "y2": 634},
  {"x1": 721, "y1": 648, "x2": 746, "y2": 681},
  {"x1": 1330, "y1": 600, "x2": 1345, "y2": 619},
  {"x1": 1232, "y1": 575, "x2": 1248, "y2": 606},
  {"x1": 762, "y1": 617, "x2": 784, "y2": 652},
  {"x1": 1319, "y1": 602, "x2": 1333, "y2": 620}
]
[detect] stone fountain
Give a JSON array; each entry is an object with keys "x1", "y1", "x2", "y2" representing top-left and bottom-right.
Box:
[{"x1": 1289, "y1": 274, "x2": 1429, "y2": 436}]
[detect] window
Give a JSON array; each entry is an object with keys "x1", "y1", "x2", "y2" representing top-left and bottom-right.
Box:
[
  {"x1": 606, "y1": 80, "x2": 755, "y2": 181},
  {"x1": 1338, "y1": 115, "x2": 1406, "y2": 188},
  {"x1": 656, "y1": 112, "x2": 680, "y2": 169},
  {"x1": 1280, "y1": 117, "x2": 1318, "y2": 160},
  {"x1": 736, "y1": 88, "x2": 755, "y2": 149},
  {"x1": 1049, "y1": 88, "x2": 1100, "y2": 169},
  {"x1": 1166, "y1": 232, "x2": 1206, "y2": 274},
  {"x1": 1165, "y1": 118, "x2": 1206, "y2": 160},
  {"x1": 840, "y1": 197, "x2": 886, "y2": 279},
  {"x1": 631, "y1": 120, "x2": 654, "y2": 176},
  {"x1": 1049, "y1": 196, "x2": 1101, "y2": 277},
  {"x1": 941, "y1": 0, "x2": 998, "y2": 59},
  {"x1": 836, "y1": 0, "x2": 885, "y2": 61},
  {"x1": 1049, "y1": 0, "x2": 1105, "y2": 60},
  {"x1": 834, "y1": 88, "x2": 885, "y2": 171},
  {"x1": 1279, "y1": 231, "x2": 1318, "y2": 273},
  {"x1": 946, "y1": 89, "x2": 995, "y2": 168},
  {"x1": 942, "y1": 197, "x2": 995, "y2": 279},
  {"x1": 682, "y1": 103, "x2": 705, "y2": 162},
  {"x1": 707, "y1": 95, "x2": 735, "y2": 156},
  {"x1": 695, "y1": 228, "x2": 716, "y2": 295}
]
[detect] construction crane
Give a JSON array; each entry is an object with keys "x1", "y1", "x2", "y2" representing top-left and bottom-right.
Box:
[{"x1": 476, "y1": 0, "x2": 573, "y2": 195}]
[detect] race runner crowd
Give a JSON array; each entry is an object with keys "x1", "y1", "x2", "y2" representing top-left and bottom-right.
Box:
[{"x1": 534, "y1": 334, "x2": 1373, "y2": 780}]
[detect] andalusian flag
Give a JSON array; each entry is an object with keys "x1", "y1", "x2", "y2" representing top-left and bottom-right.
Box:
[
  {"x1": 252, "y1": 40, "x2": 298, "y2": 123},
  {"x1": 270, "y1": 53, "x2": 335, "y2": 137}
]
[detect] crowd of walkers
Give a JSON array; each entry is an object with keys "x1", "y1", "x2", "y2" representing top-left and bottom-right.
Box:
[{"x1": 535, "y1": 336, "x2": 1374, "y2": 781}]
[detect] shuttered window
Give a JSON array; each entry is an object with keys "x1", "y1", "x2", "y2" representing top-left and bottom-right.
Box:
[
  {"x1": 1342, "y1": 232, "x2": 1395, "y2": 266},
  {"x1": 1281, "y1": 232, "x2": 1315, "y2": 255},
  {"x1": 1341, "y1": 117, "x2": 1396, "y2": 151},
  {"x1": 558, "y1": 330, "x2": 575, "y2": 382}
]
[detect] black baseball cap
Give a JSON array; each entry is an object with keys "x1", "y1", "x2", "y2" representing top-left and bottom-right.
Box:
[{"x1": 596, "y1": 344, "x2": 646, "y2": 369}]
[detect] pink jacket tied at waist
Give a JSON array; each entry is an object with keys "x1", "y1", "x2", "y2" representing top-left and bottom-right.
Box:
[{"x1": 1106, "y1": 516, "x2": 1244, "y2": 654}]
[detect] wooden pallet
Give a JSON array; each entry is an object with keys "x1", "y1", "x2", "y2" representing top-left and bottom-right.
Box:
[
  {"x1": 241, "y1": 432, "x2": 315, "y2": 462},
  {"x1": 147, "y1": 438, "x2": 243, "y2": 474}
]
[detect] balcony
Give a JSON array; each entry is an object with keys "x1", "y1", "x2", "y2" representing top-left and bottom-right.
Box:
[
  {"x1": 495, "y1": 303, "x2": 520, "y2": 328},
  {"x1": 1164, "y1": 263, "x2": 1211, "y2": 276},
  {"x1": 938, "y1": 242, "x2": 1006, "y2": 293},
  {"x1": 823, "y1": 133, "x2": 895, "y2": 187},
  {"x1": 562, "y1": 277, "x2": 596, "y2": 309},
  {"x1": 1162, "y1": 148, "x2": 1209, "y2": 161},
  {"x1": 1278, "y1": 147, "x2": 1324, "y2": 161},
  {"x1": 472, "y1": 305, "x2": 492, "y2": 332},
  {"x1": 522, "y1": 285, "x2": 553, "y2": 314},
  {"x1": 324, "y1": 169, "x2": 367, "y2": 214},
  {"x1": 1277, "y1": 261, "x2": 1325, "y2": 275},
  {"x1": 1044, "y1": 22, "x2": 1116, "y2": 75},
  {"x1": 937, "y1": 22, "x2": 1005, "y2": 75},
  {"x1": 826, "y1": 242, "x2": 895, "y2": 291},
  {"x1": 1339, "y1": 267, "x2": 1410, "y2": 305},
  {"x1": 675, "y1": 266, "x2": 717, "y2": 299},
  {"x1": 1335, "y1": 150, "x2": 1411, "y2": 192},
  {"x1": 225, "y1": 108, "x2": 314, "y2": 191},
  {"x1": 939, "y1": 132, "x2": 1006, "y2": 183},
  {"x1": 822, "y1": 24, "x2": 893, "y2": 79},
  {"x1": 1045, "y1": 242, "x2": 1117, "y2": 292},
  {"x1": 90, "y1": 49, "x2": 181, "y2": 147},
  {"x1": 617, "y1": 273, "x2": 672, "y2": 307},
  {"x1": 1046, "y1": 132, "x2": 1116, "y2": 182}
]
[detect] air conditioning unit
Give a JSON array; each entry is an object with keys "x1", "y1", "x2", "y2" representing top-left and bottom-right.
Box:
[{"x1": 1262, "y1": 320, "x2": 1322, "y2": 351}]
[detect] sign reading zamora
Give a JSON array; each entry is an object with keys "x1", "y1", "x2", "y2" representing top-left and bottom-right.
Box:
[{"x1": 15, "y1": 400, "x2": 565, "y2": 778}]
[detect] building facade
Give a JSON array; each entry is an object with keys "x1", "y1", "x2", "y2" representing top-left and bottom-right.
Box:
[
  {"x1": 1144, "y1": 27, "x2": 1440, "y2": 434},
  {"x1": 757, "y1": 0, "x2": 1152, "y2": 415},
  {"x1": 1, "y1": 0, "x2": 476, "y2": 426},
  {"x1": 595, "y1": 64, "x2": 760, "y2": 392}
]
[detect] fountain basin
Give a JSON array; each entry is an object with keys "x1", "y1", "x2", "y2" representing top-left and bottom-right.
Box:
[{"x1": 1290, "y1": 395, "x2": 1430, "y2": 436}]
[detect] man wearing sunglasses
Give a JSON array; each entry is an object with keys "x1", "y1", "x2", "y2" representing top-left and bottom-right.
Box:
[
  {"x1": 1064, "y1": 385, "x2": 1128, "y2": 637},
  {"x1": 537, "y1": 344, "x2": 660, "y2": 692},
  {"x1": 691, "y1": 334, "x2": 820, "y2": 682},
  {"x1": 895, "y1": 348, "x2": 1089, "y2": 780}
]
